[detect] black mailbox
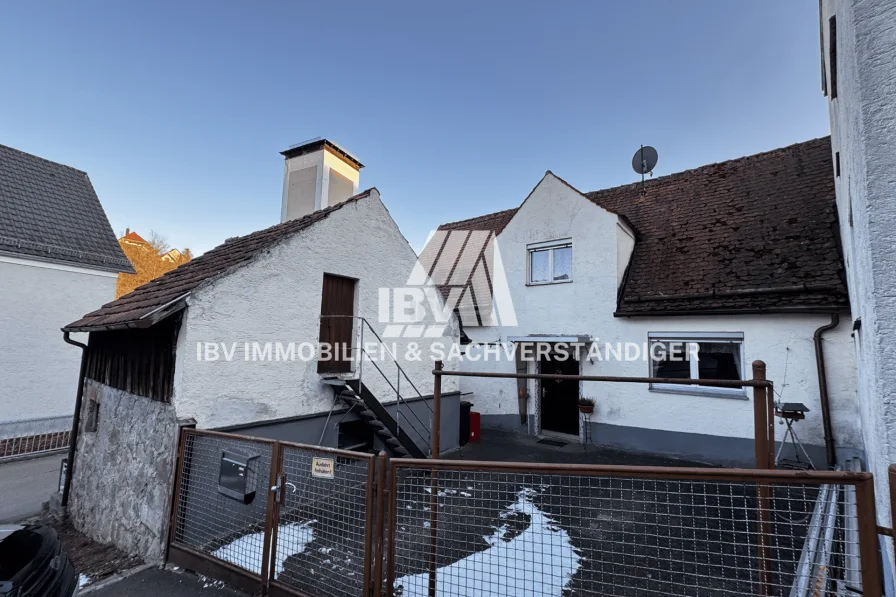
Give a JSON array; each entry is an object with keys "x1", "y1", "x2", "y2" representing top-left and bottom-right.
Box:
[{"x1": 218, "y1": 450, "x2": 259, "y2": 504}]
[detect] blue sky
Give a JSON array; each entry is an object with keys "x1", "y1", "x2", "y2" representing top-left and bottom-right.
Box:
[{"x1": 0, "y1": 1, "x2": 829, "y2": 254}]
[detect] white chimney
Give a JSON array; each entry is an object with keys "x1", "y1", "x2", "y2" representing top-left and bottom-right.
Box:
[{"x1": 280, "y1": 138, "x2": 363, "y2": 222}]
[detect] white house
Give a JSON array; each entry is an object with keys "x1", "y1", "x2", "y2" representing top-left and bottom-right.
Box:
[
  {"x1": 819, "y1": 0, "x2": 896, "y2": 575},
  {"x1": 0, "y1": 144, "x2": 133, "y2": 449},
  {"x1": 430, "y1": 137, "x2": 862, "y2": 468},
  {"x1": 62, "y1": 139, "x2": 459, "y2": 560}
]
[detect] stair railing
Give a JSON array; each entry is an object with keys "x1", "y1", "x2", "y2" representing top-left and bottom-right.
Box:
[{"x1": 320, "y1": 315, "x2": 434, "y2": 454}]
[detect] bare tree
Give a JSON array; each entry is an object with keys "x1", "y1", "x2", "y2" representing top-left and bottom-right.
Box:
[{"x1": 146, "y1": 230, "x2": 170, "y2": 255}]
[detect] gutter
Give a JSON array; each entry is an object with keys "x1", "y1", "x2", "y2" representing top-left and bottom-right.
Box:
[
  {"x1": 61, "y1": 331, "x2": 88, "y2": 508},
  {"x1": 814, "y1": 313, "x2": 840, "y2": 468}
]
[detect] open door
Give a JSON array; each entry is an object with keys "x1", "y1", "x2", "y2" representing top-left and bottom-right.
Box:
[
  {"x1": 318, "y1": 273, "x2": 356, "y2": 373},
  {"x1": 538, "y1": 351, "x2": 580, "y2": 437}
]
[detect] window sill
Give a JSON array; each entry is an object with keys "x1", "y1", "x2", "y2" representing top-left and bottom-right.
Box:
[
  {"x1": 526, "y1": 280, "x2": 573, "y2": 287},
  {"x1": 649, "y1": 384, "x2": 748, "y2": 401}
]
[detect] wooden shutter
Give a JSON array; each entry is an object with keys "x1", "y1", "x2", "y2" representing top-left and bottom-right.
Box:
[{"x1": 318, "y1": 274, "x2": 356, "y2": 373}]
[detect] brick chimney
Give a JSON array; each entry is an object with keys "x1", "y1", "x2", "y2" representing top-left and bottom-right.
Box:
[{"x1": 280, "y1": 138, "x2": 363, "y2": 222}]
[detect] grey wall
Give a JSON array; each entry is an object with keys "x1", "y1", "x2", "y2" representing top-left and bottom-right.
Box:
[
  {"x1": 0, "y1": 260, "x2": 117, "y2": 422},
  {"x1": 223, "y1": 392, "x2": 462, "y2": 455},
  {"x1": 478, "y1": 414, "x2": 859, "y2": 469},
  {"x1": 69, "y1": 380, "x2": 179, "y2": 561}
]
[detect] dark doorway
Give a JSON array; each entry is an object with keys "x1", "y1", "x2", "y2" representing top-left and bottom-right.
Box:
[
  {"x1": 318, "y1": 274, "x2": 356, "y2": 373},
  {"x1": 539, "y1": 351, "x2": 579, "y2": 436}
]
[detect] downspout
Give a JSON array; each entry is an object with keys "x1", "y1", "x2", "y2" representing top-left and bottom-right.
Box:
[
  {"x1": 814, "y1": 313, "x2": 840, "y2": 468},
  {"x1": 61, "y1": 331, "x2": 88, "y2": 508}
]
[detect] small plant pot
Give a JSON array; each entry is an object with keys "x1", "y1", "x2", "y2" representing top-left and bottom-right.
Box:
[{"x1": 578, "y1": 405, "x2": 594, "y2": 414}]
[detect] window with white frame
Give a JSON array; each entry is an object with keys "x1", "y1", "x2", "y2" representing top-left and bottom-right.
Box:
[
  {"x1": 648, "y1": 332, "x2": 745, "y2": 398},
  {"x1": 528, "y1": 240, "x2": 572, "y2": 285}
]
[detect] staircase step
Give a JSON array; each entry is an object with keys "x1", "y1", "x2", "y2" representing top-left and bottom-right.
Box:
[
  {"x1": 393, "y1": 446, "x2": 409, "y2": 456},
  {"x1": 359, "y1": 410, "x2": 377, "y2": 419},
  {"x1": 385, "y1": 438, "x2": 401, "y2": 446},
  {"x1": 321, "y1": 377, "x2": 351, "y2": 387}
]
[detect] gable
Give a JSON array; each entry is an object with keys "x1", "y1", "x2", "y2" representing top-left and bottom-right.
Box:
[
  {"x1": 64, "y1": 190, "x2": 374, "y2": 332},
  {"x1": 0, "y1": 144, "x2": 133, "y2": 273},
  {"x1": 436, "y1": 137, "x2": 848, "y2": 315}
]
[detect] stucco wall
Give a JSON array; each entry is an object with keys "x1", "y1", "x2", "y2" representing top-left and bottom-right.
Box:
[
  {"x1": 822, "y1": 0, "x2": 896, "y2": 542},
  {"x1": 0, "y1": 258, "x2": 117, "y2": 422},
  {"x1": 174, "y1": 192, "x2": 459, "y2": 429},
  {"x1": 458, "y1": 174, "x2": 861, "y2": 463},
  {"x1": 69, "y1": 379, "x2": 178, "y2": 561}
]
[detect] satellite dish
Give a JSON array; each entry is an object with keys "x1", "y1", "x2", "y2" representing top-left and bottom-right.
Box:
[{"x1": 632, "y1": 145, "x2": 658, "y2": 175}]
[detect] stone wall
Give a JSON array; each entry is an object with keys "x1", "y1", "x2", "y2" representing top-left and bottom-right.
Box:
[{"x1": 69, "y1": 379, "x2": 179, "y2": 561}]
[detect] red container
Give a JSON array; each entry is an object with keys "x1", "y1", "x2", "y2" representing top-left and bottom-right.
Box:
[{"x1": 470, "y1": 411, "x2": 481, "y2": 442}]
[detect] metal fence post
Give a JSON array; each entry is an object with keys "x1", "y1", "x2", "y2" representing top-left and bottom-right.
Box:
[
  {"x1": 372, "y1": 452, "x2": 388, "y2": 597},
  {"x1": 260, "y1": 441, "x2": 283, "y2": 592},
  {"x1": 432, "y1": 360, "x2": 442, "y2": 459},
  {"x1": 857, "y1": 476, "x2": 885, "y2": 596},
  {"x1": 752, "y1": 360, "x2": 769, "y2": 470}
]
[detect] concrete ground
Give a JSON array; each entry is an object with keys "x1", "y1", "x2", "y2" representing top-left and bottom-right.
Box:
[
  {"x1": 444, "y1": 426, "x2": 715, "y2": 467},
  {"x1": 0, "y1": 452, "x2": 65, "y2": 522},
  {"x1": 88, "y1": 567, "x2": 246, "y2": 597}
]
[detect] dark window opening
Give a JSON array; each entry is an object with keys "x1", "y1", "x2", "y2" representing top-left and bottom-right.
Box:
[
  {"x1": 84, "y1": 398, "x2": 99, "y2": 433},
  {"x1": 829, "y1": 16, "x2": 838, "y2": 99},
  {"x1": 338, "y1": 420, "x2": 374, "y2": 453},
  {"x1": 835, "y1": 152, "x2": 841, "y2": 177}
]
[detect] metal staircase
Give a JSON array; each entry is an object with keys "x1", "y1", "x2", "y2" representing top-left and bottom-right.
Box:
[
  {"x1": 319, "y1": 315, "x2": 434, "y2": 459},
  {"x1": 323, "y1": 378, "x2": 426, "y2": 458}
]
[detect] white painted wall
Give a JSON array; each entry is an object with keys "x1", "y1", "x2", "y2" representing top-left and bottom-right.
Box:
[
  {"x1": 281, "y1": 146, "x2": 360, "y2": 222},
  {"x1": 459, "y1": 174, "x2": 861, "y2": 452},
  {"x1": 174, "y1": 191, "x2": 459, "y2": 429},
  {"x1": 821, "y1": 0, "x2": 896, "y2": 534},
  {"x1": 0, "y1": 256, "x2": 118, "y2": 422}
]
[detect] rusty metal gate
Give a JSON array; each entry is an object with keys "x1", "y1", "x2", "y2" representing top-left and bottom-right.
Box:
[
  {"x1": 385, "y1": 459, "x2": 883, "y2": 597},
  {"x1": 167, "y1": 429, "x2": 380, "y2": 597},
  {"x1": 167, "y1": 429, "x2": 888, "y2": 597}
]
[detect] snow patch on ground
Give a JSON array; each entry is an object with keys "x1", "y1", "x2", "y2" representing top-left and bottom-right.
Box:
[
  {"x1": 395, "y1": 488, "x2": 581, "y2": 596},
  {"x1": 211, "y1": 520, "x2": 316, "y2": 577},
  {"x1": 78, "y1": 574, "x2": 91, "y2": 589}
]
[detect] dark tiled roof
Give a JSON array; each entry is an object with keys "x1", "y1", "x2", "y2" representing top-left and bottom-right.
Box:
[
  {"x1": 65, "y1": 191, "x2": 373, "y2": 331},
  {"x1": 0, "y1": 144, "x2": 133, "y2": 272},
  {"x1": 436, "y1": 137, "x2": 848, "y2": 315},
  {"x1": 438, "y1": 208, "x2": 518, "y2": 235}
]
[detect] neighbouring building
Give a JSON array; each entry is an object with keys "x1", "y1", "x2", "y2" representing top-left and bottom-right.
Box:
[
  {"x1": 63, "y1": 139, "x2": 459, "y2": 560},
  {"x1": 430, "y1": 137, "x2": 862, "y2": 468},
  {"x1": 819, "y1": 0, "x2": 896, "y2": 578},
  {"x1": 115, "y1": 229, "x2": 191, "y2": 298},
  {"x1": 0, "y1": 144, "x2": 133, "y2": 442}
]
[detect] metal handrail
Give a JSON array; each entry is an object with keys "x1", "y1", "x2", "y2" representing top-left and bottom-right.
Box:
[{"x1": 319, "y1": 315, "x2": 433, "y2": 452}]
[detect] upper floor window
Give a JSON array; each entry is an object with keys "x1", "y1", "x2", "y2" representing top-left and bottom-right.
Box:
[
  {"x1": 648, "y1": 332, "x2": 746, "y2": 399},
  {"x1": 528, "y1": 240, "x2": 572, "y2": 285},
  {"x1": 829, "y1": 16, "x2": 838, "y2": 100}
]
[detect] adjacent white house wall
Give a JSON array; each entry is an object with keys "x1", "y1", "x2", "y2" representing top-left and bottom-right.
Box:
[
  {"x1": 174, "y1": 191, "x2": 459, "y2": 430},
  {"x1": 0, "y1": 256, "x2": 117, "y2": 422},
  {"x1": 459, "y1": 173, "x2": 861, "y2": 465},
  {"x1": 821, "y1": 0, "x2": 896, "y2": 560}
]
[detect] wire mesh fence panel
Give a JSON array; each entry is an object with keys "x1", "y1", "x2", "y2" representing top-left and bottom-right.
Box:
[
  {"x1": 271, "y1": 444, "x2": 375, "y2": 597},
  {"x1": 171, "y1": 430, "x2": 275, "y2": 579},
  {"x1": 387, "y1": 464, "x2": 873, "y2": 597},
  {"x1": 0, "y1": 416, "x2": 72, "y2": 461}
]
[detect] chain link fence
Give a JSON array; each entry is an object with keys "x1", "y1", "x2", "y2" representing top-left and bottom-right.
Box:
[
  {"x1": 0, "y1": 415, "x2": 72, "y2": 461},
  {"x1": 270, "y1": 445, "x2": 375, "y2": 597},
  {"x1": 386, "y1": 461, "x2": 879, "y2": 597},
  {"x1": 170, "y1": 430, "x2": 275, "y2": 582}
]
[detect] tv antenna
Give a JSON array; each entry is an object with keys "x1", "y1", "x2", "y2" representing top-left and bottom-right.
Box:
[{"x1": 632, "y1": 145, "x2": 658, "y2": 191}]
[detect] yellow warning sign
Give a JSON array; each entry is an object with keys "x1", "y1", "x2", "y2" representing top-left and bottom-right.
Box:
[{"x1": 311, "y1": 457, "x2": 335, "y2": 479}]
